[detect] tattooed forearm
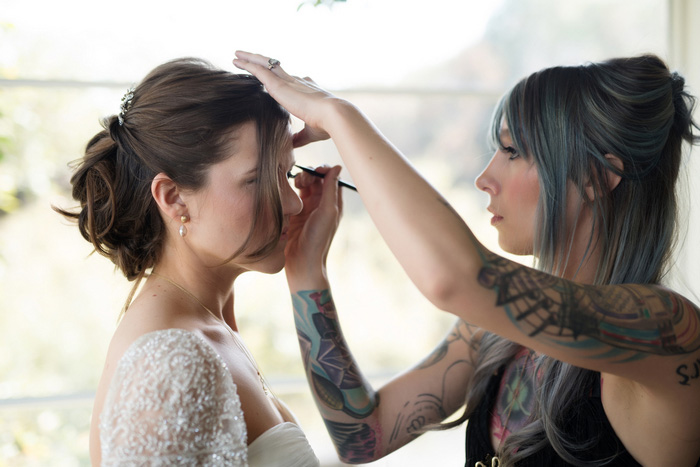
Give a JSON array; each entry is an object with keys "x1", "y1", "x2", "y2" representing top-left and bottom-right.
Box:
[
  {"x1": 477, "y1": 251, "x2": 700, "y2": 360},
  {"x1": 324, "y1": 420, "x2": 378, "y2": 463},
  {"x1": 390, "y1": 356, "x2": 471, "y2": 447},
  {"x1": 293, "y1": 289, "x2": 377, "y2": 419},
  {"x1": 293, "y1": 289, "x2": 383, "y2": 461},
  {"x1": 389, "y1": 393, "x2": 446, "y2": 444}
]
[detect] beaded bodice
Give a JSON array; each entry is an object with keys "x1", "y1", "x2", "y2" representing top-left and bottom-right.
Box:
[{"x1": 100, "y1": 328, "x2": 247, "y2": 466}]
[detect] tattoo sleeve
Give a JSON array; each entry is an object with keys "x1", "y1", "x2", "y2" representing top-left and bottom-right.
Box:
[
  {"x1": 389, "y1": 320, "x2": 476, "y2": 444},
  {"x1": 292, "y1": 289, "x2": 380, "y2": 461},
  {"x1": 477, "y1": 251, "x2": 700, "y2": 362},
  {"x1": 416, "y1": 319, "x2": 479, "y2": 369}
]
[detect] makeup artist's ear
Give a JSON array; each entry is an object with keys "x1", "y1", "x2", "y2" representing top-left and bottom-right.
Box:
[
  {"x1": 151, "y1": 172, "x2": 187, "y2": 220},
  {"x1": 585, "y1": 154, "x2": 623, "y2": 200},
  {"x1": 603, "y1": 154, "x2": 623, "y2": 191}
]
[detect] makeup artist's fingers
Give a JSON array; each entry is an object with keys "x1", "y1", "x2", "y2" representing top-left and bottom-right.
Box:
[
  {"x1": 234, "y1": 51, "x2": 333, "y2": 144},
  {"x1": 293, "y1": 126, "x2": 330, "y2": 148},
  {"x1": 293, "y1": 170, "x2": 320, "y2": 191},
  {"x1": 233, "y1": 51, "x2": 294, "y2": 80},
  {"x1": 293, "y1": 165, "x2": 333, "y2": 189},
  {"x1": 319, "y1": 165, "x2": 343, "y2": 216},
  {"x1": 334, "y1": 167, "x2": 344, "y2": 214}
]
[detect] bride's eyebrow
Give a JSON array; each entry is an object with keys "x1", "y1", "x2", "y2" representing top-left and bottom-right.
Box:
[{"x1": 241, "y1": 166, "x2": 258, "y2": 177}]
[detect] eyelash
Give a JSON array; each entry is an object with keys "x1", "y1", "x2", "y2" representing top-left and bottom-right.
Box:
[{"x1": 501, "y1": 145, "x2": 520, "y2": 160}]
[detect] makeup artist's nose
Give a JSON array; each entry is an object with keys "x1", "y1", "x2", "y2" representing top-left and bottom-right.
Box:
[{"x1": 475, "y1": 152, "x2": 499, "y2": 195}]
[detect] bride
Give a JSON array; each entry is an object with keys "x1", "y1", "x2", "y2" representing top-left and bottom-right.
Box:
[{"x1": 57, "y1": 57, "x2": 319, "y2": 466}]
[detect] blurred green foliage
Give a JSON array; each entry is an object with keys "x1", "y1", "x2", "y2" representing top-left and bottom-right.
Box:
[
  {"x1": 0, "y1": 22, "x2": 20, "y2": 216},
  {"x1": 298, "y1": 0, "x2": 346, "y2": 10},
  {"x1": 0, "y1": 117, "x2": 20, "y2": 216}
]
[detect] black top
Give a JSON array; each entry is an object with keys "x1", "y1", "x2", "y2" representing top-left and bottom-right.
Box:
[{"x1": 465, "y1": 368, "x2": 642, "y2": 466}]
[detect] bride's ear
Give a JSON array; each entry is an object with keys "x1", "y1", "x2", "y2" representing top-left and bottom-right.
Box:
[{"x1": 151, "y1": 172, "x2": 187, "y2": 219}]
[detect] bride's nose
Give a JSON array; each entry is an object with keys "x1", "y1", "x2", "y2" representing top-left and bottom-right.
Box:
[{"x1": 282, "y1": 178, "x2": 303, "y2": 216}]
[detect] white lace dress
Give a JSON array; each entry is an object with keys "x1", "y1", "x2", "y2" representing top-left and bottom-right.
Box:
[{"x1": 99, "y1": 328, "x2": 319, "y2": 466}]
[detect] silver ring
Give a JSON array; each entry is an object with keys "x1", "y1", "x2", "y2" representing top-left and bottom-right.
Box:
[{"x1": 267, "y1": 58, "x2": 280, "y2": 70}]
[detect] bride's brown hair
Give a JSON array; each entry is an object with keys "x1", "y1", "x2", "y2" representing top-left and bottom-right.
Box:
[{"x1": 55, "y1": 58, "x2": 290, "y2": 308}]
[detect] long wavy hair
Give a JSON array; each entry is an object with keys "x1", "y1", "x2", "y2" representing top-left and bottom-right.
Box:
[
  {"x1": 442, "y1": 55, "x2": 699, "y2": 465},
  {"x1": 55, "y1": 58, "x2": 291, "y2": 311}
]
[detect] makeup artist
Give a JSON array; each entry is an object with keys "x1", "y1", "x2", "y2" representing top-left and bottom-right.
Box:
[{"x1": 235, "y1": 51, "x2": 700, "y2": 466}]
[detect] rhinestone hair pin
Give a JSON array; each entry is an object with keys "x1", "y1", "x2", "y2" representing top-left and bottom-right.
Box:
[{"x1": 118, "y1": 87, "x2": 135, "y2": 126}]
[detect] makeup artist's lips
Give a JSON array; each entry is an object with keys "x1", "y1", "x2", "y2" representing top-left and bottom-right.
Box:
[{"x1": 487, "y1": 207, "x2": 503, "y2": 226}]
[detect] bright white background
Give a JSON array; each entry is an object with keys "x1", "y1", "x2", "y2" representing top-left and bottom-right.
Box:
[{"x1": 1, "y1": 0, "x2": 501, "y2": 88}]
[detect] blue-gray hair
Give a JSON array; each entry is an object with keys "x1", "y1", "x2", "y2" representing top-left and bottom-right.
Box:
[
  {"x1": 491, "y1": 54, "x2": 697, "y2": 286},
  {"x1": 439, "y1": 55, "x2": 698, "y2": 466}
]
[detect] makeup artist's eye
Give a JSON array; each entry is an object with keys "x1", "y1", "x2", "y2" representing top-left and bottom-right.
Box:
[{"x1": 501, "y1": 145, "x2": 520, "y2": 160}]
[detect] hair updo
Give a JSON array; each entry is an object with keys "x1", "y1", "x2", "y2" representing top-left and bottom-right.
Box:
[{"x1": 56, "y1": 58, "x2": 290, "y2": 284}]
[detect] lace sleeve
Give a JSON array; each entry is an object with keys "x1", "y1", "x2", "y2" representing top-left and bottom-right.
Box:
[{"x1": 99, "y1": 328, "x2": 248, "y2": 466}]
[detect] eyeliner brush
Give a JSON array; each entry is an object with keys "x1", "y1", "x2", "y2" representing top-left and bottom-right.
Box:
[{"x1": 294, "y1": 165, "x2": 358, "y2": 192}]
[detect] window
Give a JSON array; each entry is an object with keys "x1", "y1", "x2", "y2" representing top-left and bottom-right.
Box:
[{"x1": 1, "y1": 1, "x2": 692, "y2": 465}]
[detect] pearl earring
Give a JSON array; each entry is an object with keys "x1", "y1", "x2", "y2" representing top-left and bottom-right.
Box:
[{"x1": 179, "y1": 214, "x2": 189, "y2": 237}]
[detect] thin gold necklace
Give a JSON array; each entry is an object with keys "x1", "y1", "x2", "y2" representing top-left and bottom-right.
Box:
[{"x1": 149, "y1": 271, "x2": 271, "y2": 395}]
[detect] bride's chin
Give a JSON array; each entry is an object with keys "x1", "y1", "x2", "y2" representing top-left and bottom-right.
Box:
[{"x1": 255, "y1": 251, "x2": 287, "y2": 275}]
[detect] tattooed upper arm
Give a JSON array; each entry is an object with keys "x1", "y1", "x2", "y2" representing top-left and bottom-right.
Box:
[{"x1": 476, "y1": 250, "x2": 700, "y2": 373}]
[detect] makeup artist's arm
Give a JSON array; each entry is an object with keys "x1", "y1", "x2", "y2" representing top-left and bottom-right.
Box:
[
  {"x1": 284, "y1": 167, "x2": 480, "y2": 463},
  {"x1": 235, "y1": 52, "x2": 488, "y2": 318},
  {"x1": 238, "y1": 53, "x2": 700, "y2": 391}
]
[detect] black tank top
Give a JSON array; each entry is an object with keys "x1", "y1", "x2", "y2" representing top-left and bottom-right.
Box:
[{"x1": 465, "y1": 368, "x2": 642, "y2": 466}]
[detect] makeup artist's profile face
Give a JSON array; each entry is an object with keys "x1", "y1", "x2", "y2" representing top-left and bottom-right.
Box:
[{"x1": 475, "y1": 121, "x2": 540, "y2": 256}]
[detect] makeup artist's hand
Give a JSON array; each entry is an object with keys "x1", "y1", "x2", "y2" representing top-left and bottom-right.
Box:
[
  {"x1": 284, "y1": 165, "x2": 343, "y2": 282},
  {"x1": 233, "y1": 51, "x2": 343, "y2": 148}
]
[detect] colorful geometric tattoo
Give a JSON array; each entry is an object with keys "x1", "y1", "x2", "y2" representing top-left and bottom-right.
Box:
[
  {"x1": 292, "y1": 289, "x2": 380, "y2": 459},
  {"x1": 476, "y1": 251, "x2": 700, "y2": 362},
  {"x1": 323, "y1": 420, "x2": 378, "y2": 463}
]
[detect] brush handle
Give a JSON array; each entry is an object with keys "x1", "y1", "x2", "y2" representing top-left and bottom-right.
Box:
[{"x1": 294, "y1": 165, "x2": 358, "y2": 191}]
